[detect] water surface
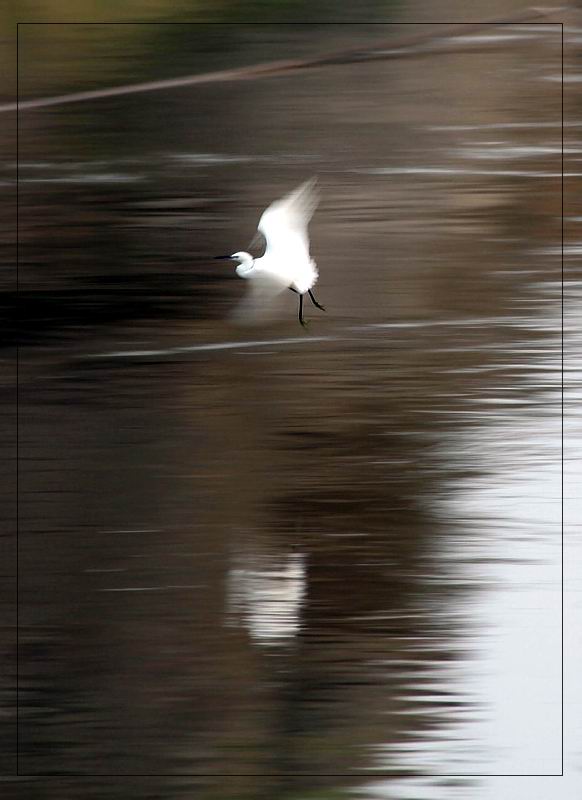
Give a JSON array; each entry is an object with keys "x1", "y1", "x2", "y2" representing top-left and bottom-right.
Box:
[{"x1": 11, "y1": 18, "x2": 579, "y2": 800}]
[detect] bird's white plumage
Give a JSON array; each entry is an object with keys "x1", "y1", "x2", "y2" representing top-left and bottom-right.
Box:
[
  {"x1": 229, "y1": 178, "x2": 320, "y2": 322},
  {"x1": 257, "y1": 177, "x2": 319, "y2": 291}
]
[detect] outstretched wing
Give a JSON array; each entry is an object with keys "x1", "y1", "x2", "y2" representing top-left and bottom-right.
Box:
[
  {"x1": 230, "y1": 269, "x2": 289, "y2": 325},
  {"x1": 257, "y1": 177, "x2": 319, "y2": 260}
]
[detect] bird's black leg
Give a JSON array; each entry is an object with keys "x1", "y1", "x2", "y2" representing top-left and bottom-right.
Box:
[
  {"x1": 298, "y1": 293, "x2": 307, "y2": 327},
  {"x1": 308, "y1": 289, "x2": 326, "y2": 311}
]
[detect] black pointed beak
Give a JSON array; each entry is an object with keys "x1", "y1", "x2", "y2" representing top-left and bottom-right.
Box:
[{"x1": 214, "y1": 255, "x2": 233, "y2": 260}]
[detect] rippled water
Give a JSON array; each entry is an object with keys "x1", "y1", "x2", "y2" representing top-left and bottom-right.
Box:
[{"x1": 11, "y1": 17, "x2": 581, "y2": 800}]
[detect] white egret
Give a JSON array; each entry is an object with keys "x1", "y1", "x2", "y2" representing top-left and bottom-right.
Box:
[{"x1": 215, "y1": 177, "x2": 325, "y2": 326}]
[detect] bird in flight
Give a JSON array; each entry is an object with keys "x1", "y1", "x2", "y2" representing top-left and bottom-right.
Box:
[{"x1": 215, "y1": 178, "x2": 325, "y2": 327}]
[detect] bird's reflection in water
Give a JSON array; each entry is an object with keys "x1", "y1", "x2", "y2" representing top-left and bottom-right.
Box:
[{"x1": 227, "y1": 551, "x2": 307, "y2": 645}]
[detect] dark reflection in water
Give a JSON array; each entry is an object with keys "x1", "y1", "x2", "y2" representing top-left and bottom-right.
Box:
[{"x1": 10, "y1": 16, "x2": 579, "y2": 800}]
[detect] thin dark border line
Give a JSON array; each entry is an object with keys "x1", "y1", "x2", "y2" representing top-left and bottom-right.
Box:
[
  {"x1": 560, "y1": 19, "x2": 565, "y2": 779},
  {"x1": 14, "y1": 773, "x2": 566, "y2": 778},
  {"x1": 13, "y1": 21, "x2": 561, "y2": 23},
  {"x1": 16, "y1": 19, "x2": 19, "y2": 783},
  {"x1": 15, "y1": 20, "x2": 565, "y2": 780}
]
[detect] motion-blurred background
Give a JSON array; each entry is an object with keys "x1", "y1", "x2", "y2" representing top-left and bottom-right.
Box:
[{"x1": 6, "y1": 2, "x2": 581, "y2": 798}]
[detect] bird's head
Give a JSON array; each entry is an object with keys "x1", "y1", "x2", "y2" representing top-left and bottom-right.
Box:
[
  {"x1": 231, "y1": 251, "x2": 253, "y2": 264},
  {"x1": 214, "y1": 251, "x2": 254, "y2": 276}
]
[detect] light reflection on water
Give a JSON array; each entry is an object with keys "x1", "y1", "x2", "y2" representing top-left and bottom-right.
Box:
[{"x1": 11, "y1": 17, "x2": 579, "y2": 800}]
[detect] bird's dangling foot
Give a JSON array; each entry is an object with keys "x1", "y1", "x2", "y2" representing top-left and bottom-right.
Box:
[
  {"x1": 308, "y1": 289, "x2": 326, "y2": 312},
  {"x1": 298, "y1": 294, "x2": 308, "y2": 328}
]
